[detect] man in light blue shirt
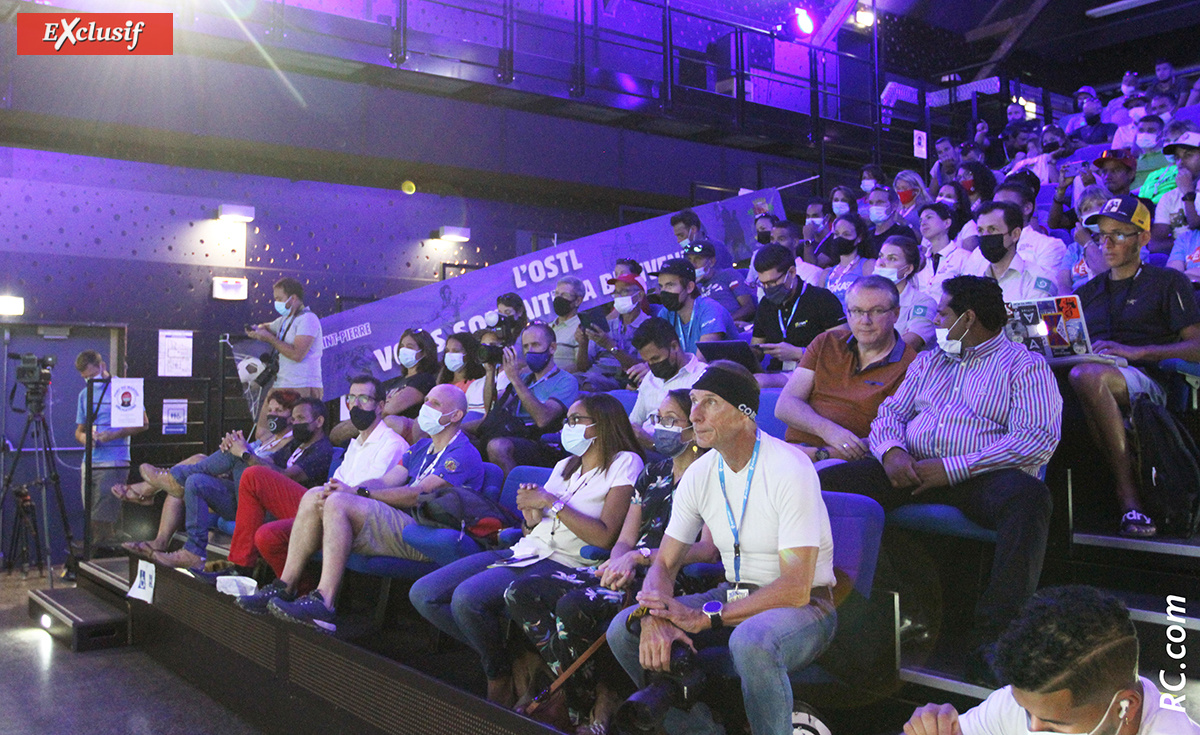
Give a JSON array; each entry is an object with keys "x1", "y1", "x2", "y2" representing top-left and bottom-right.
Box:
[
  {"x1": 75, "y1": 350, "x2": 147, "y2": 543},
  {"x1": 649, "y1": 258, "x2": 739, "y2": 353}
]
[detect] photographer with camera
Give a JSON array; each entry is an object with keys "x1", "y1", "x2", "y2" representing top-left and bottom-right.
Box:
[
  {"x1": 245, "y1": 277, "x2": 323, "y2": 442},
  {"x1": 74, "y1": 351, "x2": 148, "y2": 544},
  {"x1": 606, "y1": 361, "x2": 837, "y2": 735}
]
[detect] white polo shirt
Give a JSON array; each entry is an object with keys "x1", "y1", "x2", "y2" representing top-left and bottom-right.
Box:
[
  {"x1": 964, "y1": 251, "x2": 1057, "y2": 301},
  {"x1": 629, "y1": 353, "x2": 708, "y2": 429},
  {"x1": 916, "y1": 240, "x2": 973, "y2": 303},
  {"x1": 1015, "y1": 227, "x2": 1067, "y2": 276},
  {"x1": 960, "y1": 676, "x2": 1200, "y2": 735},
  {"x1": 898, "y1": 284, "x2": 937, "y2": 348},
  {"x1": 334, "y1": 422, "x2": 409, "y2": 487},
  {"x1": 666, "y1": 432, "x2": 835, "y2": 589}
]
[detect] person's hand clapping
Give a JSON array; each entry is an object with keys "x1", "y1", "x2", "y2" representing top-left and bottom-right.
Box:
[{"x1": 903, "y1": 703, "x2": 962, "y2": 735}]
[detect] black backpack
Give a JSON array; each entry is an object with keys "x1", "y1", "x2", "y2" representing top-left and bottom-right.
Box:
[
  {"x1": 413, "y1": 486, "x2": 520, "y2": 546},
  {"x1": 1132, "y1": 396, "x2": 1200, "y2": 537}
]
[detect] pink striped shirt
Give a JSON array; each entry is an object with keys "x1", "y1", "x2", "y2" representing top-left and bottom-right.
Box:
[{"x1": 870, "y1": 333, "x2": 1062, "y2": 484}]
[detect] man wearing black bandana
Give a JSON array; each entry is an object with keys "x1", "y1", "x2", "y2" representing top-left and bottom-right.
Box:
[{"x1": 607, "y1": 361, "x2": 836, "y2": 735}]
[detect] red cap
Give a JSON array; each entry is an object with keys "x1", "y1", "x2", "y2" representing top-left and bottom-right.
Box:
[{"x1": 606, "y1": 273, "x2": 645, "y2": 291}]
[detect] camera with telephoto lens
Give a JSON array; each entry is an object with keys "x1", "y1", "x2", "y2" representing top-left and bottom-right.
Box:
[
  {"x1": 13, "y1": 353, "x2": 54, "y2": 389},
  {"x1": 610, "y1": 641, "x2": 707, "y2": 735},
  {"x1": 477, "y1": 343, "x2": 505, "y2": 365}
]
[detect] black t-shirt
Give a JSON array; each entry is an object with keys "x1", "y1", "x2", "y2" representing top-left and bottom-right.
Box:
[
  {"x1": 863, "y1": 222, "x2": 917, "y2": 259},
  {"x1": 270, "y1": 435, "x2": 335, "y2": 487},
  {"x1": 753, "y1": 281, "x2": 847, "y2": 370},
  {"x1": 1068, "y1": 121, "x2": 1118, "y2": 146},
  {"x1": 1075, "y1": 264, "x2": 1200, "y2": 364},
  {"x1": 382, "y1": 371, "x2": 437, "y2": 419}
]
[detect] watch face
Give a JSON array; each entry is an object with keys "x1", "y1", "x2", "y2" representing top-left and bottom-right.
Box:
[{"x1": 702, "y1": 600, "x2": 722, "y2": 615}]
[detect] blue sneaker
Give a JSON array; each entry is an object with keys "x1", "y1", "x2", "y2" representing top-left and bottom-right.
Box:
[
  {"x1": 235, "y1": 579, "x2": 294, "y2": 615},
  {"x1": 268, "y1": 589, "x2": 336, "y2": 630}
]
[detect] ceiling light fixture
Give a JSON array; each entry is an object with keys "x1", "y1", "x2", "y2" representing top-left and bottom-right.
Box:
[{"x1": 218, "y1": 204, "x2": 256, "y2": 223}]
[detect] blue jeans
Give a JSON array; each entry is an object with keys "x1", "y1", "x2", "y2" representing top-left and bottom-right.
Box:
[
  {"x1": 408, "y1": 550, "x2": 572, "y2": 679},
  {"x1": 606, "y1": 584, "x2": 837, "y2": 735},
  {"x1": 172, "y1": 451, "x2": 242, "y2": 558}
]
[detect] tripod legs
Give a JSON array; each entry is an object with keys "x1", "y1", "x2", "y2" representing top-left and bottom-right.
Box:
[
  {"x1": 2, "y1": 410, "x2": 75, "y2": 579},
  {"x1": 4, "y1": 489, "x2": 43, "y2": 576}
]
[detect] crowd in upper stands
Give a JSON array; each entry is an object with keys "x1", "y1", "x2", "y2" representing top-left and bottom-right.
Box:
[{"x1": 92, "y1": 57, "x2": 1200, "y2": 735}]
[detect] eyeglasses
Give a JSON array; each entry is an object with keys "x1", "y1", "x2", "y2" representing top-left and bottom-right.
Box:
[
  {"x1": 345, "y1": 394, "x2": 379, "y2": 408},
  {"x1": 1091, "y1": 231, "x2": 1140, "y2": 246},
  {"x1": 649, "y1": 413, "x2": 690, "y2": 429},
  {"x1": 848, "y1": 306, "x2": 898, "y2": 321},
  {"x1": 565, "y1": 414, "x2": 594, "y2": 427},
  {"x1": 759, "y1": 271, "x2": 792, "y2": 289}
]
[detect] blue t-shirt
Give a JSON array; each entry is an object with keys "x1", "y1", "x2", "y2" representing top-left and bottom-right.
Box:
[
  {"x1": 76, "y1": 383, "x2": 130, "y2": 466},
  {"x1": 653, "y1": 296, "x2": 738, "y2": 353},
  {"x1": 513, "y1": 367, "x2": 580, "y2": 422},
  {"x1": 402, "y1": 430, "x2": 485, "y2": 492},
  {"x1": 1169, "y1": 230, "x2": 1200, "y2": 271},
  {"x1": 699, "y1": 269, "x2": 754, "y2": 318}
]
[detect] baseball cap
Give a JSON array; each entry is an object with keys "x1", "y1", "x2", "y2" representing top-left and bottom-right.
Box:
[
  {"x1": 1093, "y1": 148, "x2": 1137, "y2": 171},
  {"x1": 650, "y1": 258, "x2": 697, "y2": 283},
  {"x1": 606, "y1": 273, "x2": 645, "y2": 292},
  {"x1": 1164, "y1": 132, "x2": 1200, "y2": 156},
  {"x1": 1085, "y1": 195, "x2": 1152, "y2": 232},
  {"x1": 1123, "y1": 93, "x2": 1151, "y2": 109},
  {"x1": 682, "y1": 239, "x2": 716, "y2": 258},
  {"x1": 1074, "y1": 85, "x2": 1098, "y2": 99}
]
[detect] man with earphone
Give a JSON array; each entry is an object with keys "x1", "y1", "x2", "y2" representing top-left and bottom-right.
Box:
[{"x1": 904, "y1": 586, "x2": 1200, "y2": 735}]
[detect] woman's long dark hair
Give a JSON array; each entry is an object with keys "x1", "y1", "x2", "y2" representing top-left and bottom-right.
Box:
[
  {"x1": 402, "y1": 328, "x2": 439, "y2": 377},
  {"x1": 437, "y1": 331, "x2": 486, "y2": 384},
  {"x1": 562, "y1": 393, "x2": 646, "y2": 480}
]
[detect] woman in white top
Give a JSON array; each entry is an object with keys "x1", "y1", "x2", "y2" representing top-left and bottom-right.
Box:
[
  {"x1": 409, "y1": 393, "x2": 645, "y2": 709},
  {"x1": 875, "y1": 235, "x2": 939, "y2": 350},
  {"x1": 915, "y1": 202, "x2": 973, "y2": 303}
]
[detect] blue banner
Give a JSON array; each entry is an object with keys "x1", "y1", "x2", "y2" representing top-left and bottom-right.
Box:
[{"x1": 319, "y1": 187, "x2": 786, "y2": 396}]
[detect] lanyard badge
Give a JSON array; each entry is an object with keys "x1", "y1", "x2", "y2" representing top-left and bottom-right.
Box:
[{"x1": 717, "y1": 432, "x2": 761, "y2": 588}]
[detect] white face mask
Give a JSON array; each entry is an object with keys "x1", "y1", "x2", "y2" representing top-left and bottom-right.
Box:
[
  {"x1": 613, "y1": 294, "x2": 638, "y2": 314},
  {"x1": 936, "y1": 196, "x2": 956, "y2": 207},
  {"x1": 1135, "y1": 132, "x2": 1159, "y2": 150},
  {"x1": 1128, "y1": 106, "x2": 1147, "y2": 123},
  {"x1": 806, "y1": 217, "x2": 824, "y2": 229},
  {"x1": 874, "y1": 266, "x2": 902, "y2": 283},
  {"x1": 678, "y1": 237, "x2": 691, "y2": 249},
  {"x1": 560, "y1": 423, "x2": 595, "y2": 457},
  {"x1": 935, "y1": 313, "x2": 966, "y2": 356},
  {"x1": 1159, "y1": 111, "x2": 1172, "y2": 124},
  {"x1": 861, "y1": 179, "x2": 876, "y2": 193},
  {"x1": 398, "y1": 347, "x2": 420, "y2": 369},
  {"x1": 868, "y1": 205, "x2": 890, "y2": 224},
  {"x1": 695, "y1": 265, "x2": 710, "y2": 281},
  {"x1": 417, "y1": 403, "x2": 450, "y2": 436},
  {"x1": 444, "y1": 352, "x2": 465, "y2": 373},
  {"x1": 1121, "y1": 83, "x2": 1137, "y2": 97},
  {"x1": 831, "y1": 201, "x2": 852, "y2": 216}
]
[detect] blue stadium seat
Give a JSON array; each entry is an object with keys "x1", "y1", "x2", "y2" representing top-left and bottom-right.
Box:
[
  {"x1": 694, "y1": 491, "x2": 886, "y2": 684},
  {"x1": 756, "y1": 388, "x2": 789, "y2": 441},
  {"x1": 497, "y1": 465, "x2": 554, "y2": 547},
  {"x1": 1160, "y1": 358, "x2": 1200, "y2": 412},
  {"x1": 610, "y1": 389, "x2": 638, "y2": 414}
]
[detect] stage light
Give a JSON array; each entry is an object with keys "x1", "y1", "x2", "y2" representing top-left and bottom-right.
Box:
[
  {"x1": 438, "y1": 226, "x2": 470, "y2": 242},
  {"x1": 0, "y1": 295, "x2": 25, "y2": 316},
  {"x1": 793, "y1": 8, "x2": 815, "y2": 35},
  {"x1": 40, "y1": 614, "x2": 52, "y2": 629},
  {"x1": 218, "y1": 204, "x2": 256, "y2": 223},
  {"x1": 854, "y1": 7, "x2": 875, "y2": 27}
]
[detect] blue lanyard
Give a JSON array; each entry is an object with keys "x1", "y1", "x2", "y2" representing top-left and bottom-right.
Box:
[
  {"x1": 671, "y1": 309, "x2": 700, "y2": 349},
  {"x1": 717, "y1": 432, "x2": 761, "y2": 585},
  {"x1": 777, "y1": 283, "x2": 804, "y2": 337}
]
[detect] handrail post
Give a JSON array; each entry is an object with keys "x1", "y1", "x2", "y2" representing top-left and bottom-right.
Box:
[
  {"x1": 734, "y1": 29, "x2": 746, "y2": 128},
  {"x1": 809, "y1": 46, "x2": 825, "y2": 195},
  {"x1": 390, "y1": 0, "x2": 408, "y2": 66},
  {"x1": 660, "y1": 0, "x2": 673, "y2": 110},
  {"x1": 571, "y1": 0, "x2": 585, "y2": 97},
  {"x1": 870, "y1": 0, "x2": 882, "y2": 165},
  {"x1": 496, "y1": 0, "x2": 515, "y2": 84}
]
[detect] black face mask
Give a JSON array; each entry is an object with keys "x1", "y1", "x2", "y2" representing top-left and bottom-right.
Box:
[
  {"x1": 978, "y1": 233, "x2": 1009, "y2": 263},
  {"x1": 266, "y1": 415, "x2": 290, "y2": 435},
  {"x1": 659, "y1": 291, "x2": 684, "y2": 312},
  {"x1": 291, "y1": 422, "x2": 315, "y2": 444},
  {"x1": 830, "y1": 236, "x2": 858, "y2": 257},
  {"x1": 553, "y1": 296, "x2": 574, "y2": 317},
  {"x1": 1084, "y1": 112, "x2": 1101, "y2": 126},
  {"x1": 649, "y1": 358, "x2": 678, "y2": 380},
  {"x1": 763, "y1": 277, "x2": 793, "y2": 305},
  {"x1": 1042, "y1": 140, "x2": 1061, "y2": 154},
  {"x1": 349, "y1": 406, "x2": 376, "y2": 431},
  {"x1": 756, "y1": 230, "x2": 772, "y2": 246}
]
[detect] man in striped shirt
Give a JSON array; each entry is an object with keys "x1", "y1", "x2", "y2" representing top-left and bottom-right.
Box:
[{"x1": 819, "y1": 276, "x2": 1062, "y2": 683}]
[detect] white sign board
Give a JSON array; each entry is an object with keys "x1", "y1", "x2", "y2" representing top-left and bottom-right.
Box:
[
  {"x1": 127, "y1": 560, "x2": 156, "y2": 603},
  {"x1": 913, "y1": 130, "x2": 928, "y2": 160},
  {"x1": 109, "y1": 377, "x2": 145, "y2": 429},
  {"x1": 158, "y1": 329, "x2": 194, "y2": 377}
]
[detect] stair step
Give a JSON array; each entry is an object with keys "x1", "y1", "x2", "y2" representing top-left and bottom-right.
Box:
[
  {"x1": 28, "y1": 586, "x2": 129, "y2": 652},
  {"x1": 1072, "y1": 532, "x2": 1200, "y2": 559},
  {"x1": 77, "y1": 556, "x2": 133, "y2": 596},
  {"x1": 898, "y1": 666, "x2": 992, "y2": 701},
  {"x1": 1104, "y1": 588, "x2": 1199, "y2": 631}
]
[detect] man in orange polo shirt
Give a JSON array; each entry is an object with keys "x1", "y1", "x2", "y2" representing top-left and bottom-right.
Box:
[{"x1": 775, "y1": 275, "x2": 918, "y2": 462}]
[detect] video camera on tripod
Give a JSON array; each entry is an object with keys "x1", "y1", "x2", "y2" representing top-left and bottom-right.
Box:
[{"x1": 9, "y1": 352, "x2": 55, "y2": 412}]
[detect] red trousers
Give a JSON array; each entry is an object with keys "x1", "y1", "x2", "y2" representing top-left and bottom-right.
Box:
[{"x1": 229, "y1": 465, "x2": 306, "y2": 574}]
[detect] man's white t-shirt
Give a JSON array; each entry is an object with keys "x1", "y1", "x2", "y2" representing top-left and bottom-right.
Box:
[
  {"x1": 629, "y1": 353, "x2": 707, "y2": 429},
  {"x1": 960, "y1": 676, "x2": 1200, "y2": 735},
  {"x1": 334, "y1": 422, "x2": 409, "y2": 487},
  {"x1": 1156, "y1": 186, "x2": 1196, "y2": 241},
  {"x1": 666, "y1": 432, "x2": 835, "y2": 589},
  {"x1": 270, "y1": 310, "x2": 324, "y2": 389}
]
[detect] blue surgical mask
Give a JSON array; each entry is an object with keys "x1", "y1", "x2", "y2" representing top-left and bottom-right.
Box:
[
  {"x1": 560, "y1": 423, "x2": 595, "y2": 457},
  {"x1": 398, "y1": 347, "x2": 420, "y2": 369},
  {"x1": 417, "y1": 403, "x2": 450, "y2": 436},
  {"x1": 274, "y1": 298, "x2": 290, "y2": 316},
  {"x1": 831, "y1": 201, "x2": 852, "y2": 216},
  {"x1": 444, "y1": 352, "x2": 465, "y2": 373},
  {"x1": 653, "y1": 425, "x2": 692, "y2": 458},
  {"x1": 868, "y1": 205, "x2": 890, "y2": 224}
]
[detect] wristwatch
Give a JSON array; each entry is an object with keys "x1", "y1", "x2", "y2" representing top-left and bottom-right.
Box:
[
  {"x1": 548, "y1": 500, "x2": 566, "y2": 519},
  {"x1": 1184, "y1": 191, "x2": 1197, "y2": 203},
  {"x1": 813, "y1": 447, "x2": 830, "y2": 462},
  {"x1": 356, "y1": 487, "x2": 371, "y2": 499},
  {"x1": 241, "y1": 450, "x2": 253, "y2": 462},
  {"x1": 637, "y1": 547, "x2": 652, "y2": 560},
  {"x1": 701, "y1": 600, "x2": 724, "y2": 629}
]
